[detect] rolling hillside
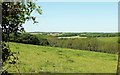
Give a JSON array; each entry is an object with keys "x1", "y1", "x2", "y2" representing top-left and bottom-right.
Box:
[{"x1": 4, "y1": 42, "x2": 118, "y2": 73}]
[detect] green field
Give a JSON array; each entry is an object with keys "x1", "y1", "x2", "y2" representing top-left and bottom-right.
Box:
[
  {"x1": 5, "y1": 42, "x2": 118, "y2": 73},
  {"x1": 97, "y1": 37, "x2": 118, "y2": 43}
]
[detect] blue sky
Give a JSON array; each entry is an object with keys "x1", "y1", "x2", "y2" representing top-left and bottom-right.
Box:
[{"x1": 23, "y1": 2, "x2": 118, "y2": 32}]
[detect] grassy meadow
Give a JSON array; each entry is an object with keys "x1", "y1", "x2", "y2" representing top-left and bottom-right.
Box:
[
  {"x1": 4, "y1": 42, "x2": 118, "y2": 73},
  {"x1": 97, "y1": 37, "x2": 118, "y2": 43}
]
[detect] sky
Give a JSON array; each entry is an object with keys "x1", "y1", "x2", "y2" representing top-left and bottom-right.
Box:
[
  {"x1": 37, "y1": 0, "x2": 119, "y2": 2},
  {"x1": 23, "y1": 2, "x2": 118, "y2": 32}
]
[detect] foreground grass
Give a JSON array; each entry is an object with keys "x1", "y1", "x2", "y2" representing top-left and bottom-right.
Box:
[{"x1": 5, "y1": 42, "x2": 118, "y2": 73}]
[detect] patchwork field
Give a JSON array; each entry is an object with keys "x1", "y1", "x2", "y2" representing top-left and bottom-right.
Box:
[{"x1": 5, "y1": 42, "x2": 118, "y2": 73}]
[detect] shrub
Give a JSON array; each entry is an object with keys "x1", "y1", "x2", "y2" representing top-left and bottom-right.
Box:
[{"x1": 9, "y1": 33, "x2": 49, "y2": 46}]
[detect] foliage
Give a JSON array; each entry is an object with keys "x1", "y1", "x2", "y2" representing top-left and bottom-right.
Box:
[
  {"x1": 2, "y1": 2, "x2": 42, "y2": 38},
  {"x1": 2, "y1": 2, "x2": 42, "y2": 73},
  {"x1": 57, "y1": 32, "x2": 118, "y2": 37},
  {"x1": 9, "y1": 33, "x2": 118, "y2": 54},
  {"x1": 47, "y1": 37, "x2": 118, "y2": 54},
  {"x1": 9, "y1": 33, "x2": 49, "y2": 46}
]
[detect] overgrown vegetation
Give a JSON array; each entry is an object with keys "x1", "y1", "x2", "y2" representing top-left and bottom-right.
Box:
[{"x1": 9, "y1": 33, "x2": 49, "y2": 46}]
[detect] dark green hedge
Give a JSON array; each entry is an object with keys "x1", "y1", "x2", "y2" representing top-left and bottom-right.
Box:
[{"x1": 9, "y1": 33, "x2": 49, "y2": 46}]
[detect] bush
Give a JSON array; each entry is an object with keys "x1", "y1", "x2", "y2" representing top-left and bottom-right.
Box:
[
  {"x1": 9, "y1": 33, "x2": 49, "y2": 46},
  {"x1": 47, "y1": 37, "x2": 118, "y2": 54}
]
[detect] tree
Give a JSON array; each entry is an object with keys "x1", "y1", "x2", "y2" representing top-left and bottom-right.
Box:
[{"x1": 2, "y1": 2, "x2": 42, "y2": 74}]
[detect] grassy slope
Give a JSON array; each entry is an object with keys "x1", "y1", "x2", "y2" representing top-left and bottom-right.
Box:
[{"x1": 6, "y1": 42, "x2": 118, "y2": 73}]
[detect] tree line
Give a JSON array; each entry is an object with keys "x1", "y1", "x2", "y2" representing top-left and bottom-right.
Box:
[
  {"x1": 48, "y1": 37, "x2": 118, "y2": 54},
  {"x1": 9, "y1": 33, "x2": 49, "y2": 46},
  {"x1": 57, "y1": 32, "x2": 118, "y2": 37},
  {"x1": 9, "y1": 33, "x2": 118, "y2": 54}
]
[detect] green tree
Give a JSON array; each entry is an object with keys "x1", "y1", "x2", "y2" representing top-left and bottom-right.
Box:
[{"x1": 2, "y1": 2, "x2": 42, "y2": 74}]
